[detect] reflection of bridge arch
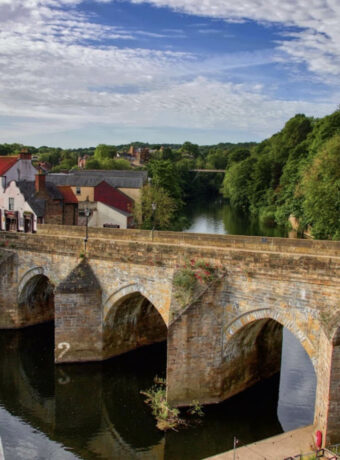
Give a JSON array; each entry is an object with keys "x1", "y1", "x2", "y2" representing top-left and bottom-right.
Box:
[
  {"x1": 224, "y1": 308, "x2": 317, "y2": 365},
  {"x1": 0, "y1": 325, "x2": 55, "y2": 433},
  {"x1": 103, "y1": 284, "x2": 167, "y2": 360}
]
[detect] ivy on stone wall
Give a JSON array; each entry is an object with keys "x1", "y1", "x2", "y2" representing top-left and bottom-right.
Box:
[{"x1": 172, "y1": 259, "x2": 218, "y2": 314}]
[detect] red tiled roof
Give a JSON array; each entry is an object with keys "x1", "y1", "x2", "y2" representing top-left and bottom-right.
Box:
[
  {"x1": 58, "y1": 186, "x2": 78, "y2": 204},
  {"x1": 0, "y1": 156, "x2": 18, "y2": 175}
]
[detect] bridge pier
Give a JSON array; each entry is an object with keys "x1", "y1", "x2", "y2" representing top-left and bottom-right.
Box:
[
  {"x1": 167, "y1": 281, "x2": 282, "y2": 406},
  {"x1": 314, "y1": 328, "x2": 340, "y2": 445},
  {"x1": 0, "y1": 251, "x2": 18, "y2": 328},
  {"x1": 54, "y1": 260, "x2": 103, "y2": 363}
]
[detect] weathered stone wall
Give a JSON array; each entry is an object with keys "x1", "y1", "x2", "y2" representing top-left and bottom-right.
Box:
[
  {"x1": 167, "y1": 281, "x2": 224, "y2": 406},
  {"x1": 0, "y1": 250, "x2": 18, "y2": 327},
  {"x1": 55, "y1": 261, "x2": 103, "y2": 363},
  {"x1": 0, "y1": 226, "x2": 339, "y2": 444}
]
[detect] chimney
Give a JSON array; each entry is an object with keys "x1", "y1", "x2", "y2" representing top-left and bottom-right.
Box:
[
  {"x1": 35, "y1": 168, "x2": 46, "y2": 193},
  {"x1": 19, "y1": 148, "x2": 32, "y2": 160}
]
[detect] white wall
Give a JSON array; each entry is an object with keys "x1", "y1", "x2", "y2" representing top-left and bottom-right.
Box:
[
  {"x1": 0, "y1": 181, "x2": 37, "y2": 231},
  {"x1": 88, "y1": 201, "x2": 128, "y2": 229}
]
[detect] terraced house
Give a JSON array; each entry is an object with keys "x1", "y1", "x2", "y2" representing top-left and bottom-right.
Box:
[{"x1": 46, "y1": 169, "x2": 147, "y2": 229}]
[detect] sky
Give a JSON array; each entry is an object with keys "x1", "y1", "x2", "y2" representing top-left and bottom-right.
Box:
[{"x1": 0, "y1": 0, "x2": 339, "y2": 148}]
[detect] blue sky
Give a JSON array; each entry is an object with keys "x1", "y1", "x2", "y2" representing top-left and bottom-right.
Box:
[{"x1": 0, "y1": 0, "x2": 339, "y2": 147}]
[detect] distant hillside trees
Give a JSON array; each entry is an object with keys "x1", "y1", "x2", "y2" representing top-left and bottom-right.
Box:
[{"x1": 222, "y1": 110, "x2": 340, "y2": 240}]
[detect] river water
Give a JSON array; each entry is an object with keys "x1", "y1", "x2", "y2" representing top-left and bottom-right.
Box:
[
  {"x1": 0, "y1": 200, "x2": 316, "y2": 460},
  {"x1": 184, "y1": 199, "x2": 287, "y2": 237}
]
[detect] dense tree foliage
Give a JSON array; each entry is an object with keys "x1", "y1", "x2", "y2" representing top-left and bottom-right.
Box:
[
  {"x1": 222, "y1": 110, "x2": 340, "y2": 239},
  {"x1": 133, "y1": 184, "x2": 177, "y2": 230}
]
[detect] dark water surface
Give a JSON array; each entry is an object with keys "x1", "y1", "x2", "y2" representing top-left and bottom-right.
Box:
[
  {"x1": 184, "y1": 199, "x2": 287, "y2": 237},
  {"x1": 0, "y1": 323, "x2": 316, "y2": 460}
]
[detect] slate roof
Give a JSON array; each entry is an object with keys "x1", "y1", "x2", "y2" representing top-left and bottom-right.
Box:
[
  {"x1": 17, "y1": 180, "x2": 63, "y2": 217},
  {"x1": 47, "y1": 170, "x2": 147, "y2": 189},
  {"x1": 0, "y1": 157, "x2": 18, "y2": 175}
]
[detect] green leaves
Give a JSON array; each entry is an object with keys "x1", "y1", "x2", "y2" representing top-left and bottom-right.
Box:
[
  {"x1": 301, "y1": 135, "x2": 340, "y2": 240},
  {"x1": 133, "y1": 184, "x2": 177, "y2": 231}
]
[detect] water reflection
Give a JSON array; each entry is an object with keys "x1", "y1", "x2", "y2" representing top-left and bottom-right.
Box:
[
  {"x1": 184, "y1": 199, "x2": 287, "y2": 237},
  {"x1": 278, "y1": 328, "x2": 316, "y2": 431},
  {"x1": 0, "y1": 323, "x2": 286, "y2": 460}
]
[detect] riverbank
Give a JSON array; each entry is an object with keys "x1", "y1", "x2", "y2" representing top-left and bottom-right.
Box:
[{"x1": 206, "y1": 425, "x2": 315, "y2": 460}]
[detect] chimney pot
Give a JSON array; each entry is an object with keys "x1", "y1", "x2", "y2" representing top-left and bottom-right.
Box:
[
  {"x1": 19, "y1": 148, "x2": 32, "y2": 160},
  {"x1": 35, "y1": 169, "x2": 46, "y2": 193}
]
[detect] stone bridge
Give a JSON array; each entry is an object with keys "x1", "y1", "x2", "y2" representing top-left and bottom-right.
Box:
[{"x1": 0, "y1": 225, "x2": 339, "y2": 445}]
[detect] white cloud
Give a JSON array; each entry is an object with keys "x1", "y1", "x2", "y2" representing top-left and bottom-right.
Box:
[
  {"x1": 126, "y1": 0, "x2": 340, "y2": 80},
  {"x1": 0, "y1": 0, "x2": 338, "y2": 146}
]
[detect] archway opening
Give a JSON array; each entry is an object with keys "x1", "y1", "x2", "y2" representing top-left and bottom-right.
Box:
[
  {"x1": 103, "y1": 291, "x2": 167, "y2": 360},
  {"x1": 18, "y1": 274, "x2": 55, "y2": 326},
  {"x1": 222, "y1": 318, "x2": 316, "y2": 432}
]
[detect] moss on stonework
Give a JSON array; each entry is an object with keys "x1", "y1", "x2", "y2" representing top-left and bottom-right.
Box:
[{"x1": 170, "y1": 259, "x2": 224, "y2": 321}]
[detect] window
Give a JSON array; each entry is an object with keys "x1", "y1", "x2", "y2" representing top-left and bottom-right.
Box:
[
  {"x1": 76, "y1": 187, "x2": 81, "y2": 195},
  {"x1": 8, "y1": 197, "x2": 14, "y2": 210}
]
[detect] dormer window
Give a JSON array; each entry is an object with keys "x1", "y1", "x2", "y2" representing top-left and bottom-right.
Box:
[
  {"x1": 8, "y1": 197, "x2": 14, "y2": 210},
  {"x1": 76, "y1": 187, "x2": 81, "y2": 195}
]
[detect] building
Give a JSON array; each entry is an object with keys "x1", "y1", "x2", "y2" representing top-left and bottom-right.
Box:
[
  {"x1": 77, "y1": 155, "x2": 89, "y2": 169},
  {"x1": 47, "y1": 170, "x2": 147, "y2": 229},
  {"x1": 0, "y1": 170, "x2": 72, "y2": 232},
  {"x1": 48, "y1": 169, "x2": 147, "y2": 202},
  {"x1": 0, "y1": 149, "x2": 38, "y2": 189},
  {"x1": 128, "y1": 145, "x2": 151, "y2": 165}
]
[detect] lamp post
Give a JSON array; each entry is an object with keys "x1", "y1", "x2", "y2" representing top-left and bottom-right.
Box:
[
  {"x1": 151, "y1": 202, "x2": 157, "y2": 231},
  {"x1": 84, "y1": 207, "x2": 90, "y2": 255},
  {"x1": 151, "y1": 202, "x2": 157, "y2": 240}
]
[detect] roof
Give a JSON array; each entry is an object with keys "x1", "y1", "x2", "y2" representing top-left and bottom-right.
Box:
[
  {"x1": 0, "y1": 156, "x2": 18, "y2": 175},
  {"x1": 47, "y1": 170, "x2": 147, "y2": 189},
  {"x1": 58, "y1": 186, "x2": 78, "y2": 204},
  {"x1": 17, "y1": 180, "x2": 63, "y2": 217}
]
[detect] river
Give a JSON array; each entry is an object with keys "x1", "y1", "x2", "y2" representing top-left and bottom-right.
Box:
[
  {"x1": 184, "y1": 198, "x2": 287, "y2": 237},
  {"x1": 0, "y1": 200, "x2": 316, "y2": 460}
]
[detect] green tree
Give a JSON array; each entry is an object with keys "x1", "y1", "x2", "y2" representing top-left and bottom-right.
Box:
[
  {"x1": 85, "y1": 158, "x2": 101, "y2": 169},
  {"x1": 206, "y1": 149, "x2": 228, "y2": 169},
  {"x1": 180, "y1": 141, "x2": 200, "y2": 158},
  {"x1": 94, "y1": 144, "x2": 117, "y2": 161},
  {"x1": 222, "y1": 157, "x2": 256, "y2": 212},
  {"x1": 133, "y1": 184, "x2": 177, "y2": 230},
  {"x1": 301, "y1": 135, "x2": 340, "y2": 239},
  {"x1": 148, "y1": 159, "x2": 182, "y2": 200}
]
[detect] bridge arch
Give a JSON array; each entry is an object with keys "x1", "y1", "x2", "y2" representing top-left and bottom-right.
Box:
[
  {"x1": 103, "y1": 283, "x2": 167, "y2": 360},
  {"x1": 224, "y1": 308, "x2": 317, "y2": 365},
  {"x1": 17, "y1": 267, "x2": 55, "y2": 326},
  {"x1": 220, "y1": 307, "x2": 319, "y2": 432},
  {"x1": 103, "y1": 283, "x2": 167, "y2": 325},
  {"x1": 18, "y1": 266, "x2": 45, "y2": 298}
]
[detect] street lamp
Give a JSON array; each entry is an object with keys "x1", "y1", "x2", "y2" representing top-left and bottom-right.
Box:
[
  {"x1": 84, "y1": 207, "x2": 90, "y2": 255},
  {"x1": 151, "y1": 202, "x2": 157, "y2": 231}
]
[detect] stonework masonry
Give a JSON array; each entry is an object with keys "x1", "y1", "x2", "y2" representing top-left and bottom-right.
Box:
[{"x1": 0, "y1": 225, "x2": 339, "y2": 444}]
